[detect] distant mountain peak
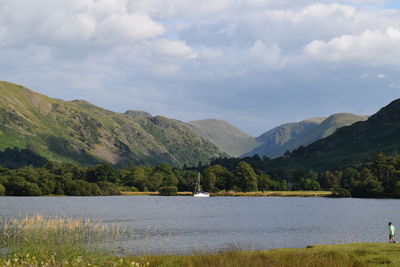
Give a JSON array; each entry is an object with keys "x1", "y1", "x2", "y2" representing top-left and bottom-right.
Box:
[
  {"x1": 244, "y1": 113, "x2": 368, "y2": 158},
  {"x1": 187, "y1": 119, "x2": 260, "y2": 157},
  {"x1": 282, "y1": 98, "x2": 400, "y2": 169}
]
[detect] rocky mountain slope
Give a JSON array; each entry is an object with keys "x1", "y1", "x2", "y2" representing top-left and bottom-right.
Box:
[
  {"x1": 245, "y1": 114, "x2": 368, "y2": 158},
  {"x1": 186, "y1": 119, "x2": 260, "y2": 157},
  {"x1": 270, "y1": 99, "x2": 400, "y2": 170},
  {"x1": 0, "y1": 81, "x2": 222, "y2": 167}
]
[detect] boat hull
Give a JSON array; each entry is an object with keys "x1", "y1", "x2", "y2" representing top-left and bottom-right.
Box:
[{"x1": 194, "y1": 192, "x2": 210, "y2": 197}]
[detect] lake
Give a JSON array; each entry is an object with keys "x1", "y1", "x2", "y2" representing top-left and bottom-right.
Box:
[{"x1": 0, "y1": 196, "x2": 398, "y2": 254}]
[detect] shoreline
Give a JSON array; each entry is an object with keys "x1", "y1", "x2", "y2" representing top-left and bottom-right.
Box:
[
  {"x1": 120, "y1": 191, "x2": 333, "y2": 197},
  {"x1": 4, "y1": 242, "x2": 396, "y2": 266}
]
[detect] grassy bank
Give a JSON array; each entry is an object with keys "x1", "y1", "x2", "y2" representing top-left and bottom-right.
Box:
[
  {"x1": 1, "y1": 215, "x2": 396, "y2": 266},
  {"x1": 120, "y1": 191, "x2": 193, "y2": 196},
  {"x1": 124, "y1": 243, "x2": 400, "y2": 266},
  {"x1": 120, "y1": 191, "x2": 332, "y2": 197},
  {"x1": 210, "y1": 191, "x2": 332, "y2": 197}
]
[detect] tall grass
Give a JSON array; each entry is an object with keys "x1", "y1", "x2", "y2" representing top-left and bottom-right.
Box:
[
  {"x1": 0, "y1": 214, "x2": 126, "y2": 246},
  {"x1": 0, "y1": 215, "x2": 386, "y2": 266},
  {"x1": 0, "y1": 214, "x2": 141, "y2": 267}
]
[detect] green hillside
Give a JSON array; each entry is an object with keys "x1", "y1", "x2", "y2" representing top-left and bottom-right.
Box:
[
  {"x1": 0, "y1": 81, "x2": 222, "y2": 167},
  {"x1": 270, "y1": 99, "x2": 400, "y2": 170},
  {"x1": 245, "y1": 114, "x2": 367, "y2": 158},
  {"x1": 186, "y1": 119, "x2": 260, "y2": 157}
]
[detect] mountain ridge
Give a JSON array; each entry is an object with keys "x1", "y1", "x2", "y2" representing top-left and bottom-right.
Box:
[
  {"x1": 271, "y1": 99, "x2": 400, "y2": 170},
  {"x1": 186, "y1": 119, "x2": 261, "y2": 157},
  {"x1": 244, "y1": 113, "x2": 368, "y2": 158},
  {"x1": 0, "y1": 81, "x2": 222, "y2": 167}
]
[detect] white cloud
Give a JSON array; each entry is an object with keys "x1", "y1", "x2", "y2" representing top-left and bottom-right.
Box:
[
  {"x1": 152, "y1": 39, "x2": 198, "y2": 60},
  {"x1": 96, "y1": 13, "x2": 166, "y2": 44},
  {"x1": 305, "y1": 27, "x2": 400, "y2": 65},
  {"x1": 129, "y1": 0, "x2": 235, "y2": 19},
  {"x1": 1, "y1": 0, "x2": 400, "y2": 135},
  {"x1": 268, "y1": 4, "x2": 356, "y2": 23},
  {"x1": 38, "y1": 13, "x2": 96, "y2": 44},
  {"x1": 248, "y1": 41, "x2": 287, "y2": 69}
]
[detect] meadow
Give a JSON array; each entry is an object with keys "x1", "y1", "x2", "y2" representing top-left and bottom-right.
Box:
[{"x1": 0, "y1": 214, "x2": 398, "y2": 266}]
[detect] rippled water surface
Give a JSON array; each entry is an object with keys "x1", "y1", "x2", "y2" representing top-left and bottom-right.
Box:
[{"x1": 1, "y1": 196, "x2": 398, "y2": 254}]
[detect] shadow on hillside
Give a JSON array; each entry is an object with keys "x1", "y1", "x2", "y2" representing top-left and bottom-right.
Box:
[
  {"x1": 0, "y1": 147, "x2": 49, "y2": 169},
  {"x1": 43, "y1": 135, "x2": 102, "y2": 165}
]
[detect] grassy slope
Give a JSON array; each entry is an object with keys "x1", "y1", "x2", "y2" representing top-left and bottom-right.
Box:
[
  {"x1": 265, "y1": 99, "x2": 400, "y2": 171},
  {"x1": 244, "y1": 118, "x2": 325, "y2": 158},
  {"x1": 298, "y1": 113, "x2": 369, "y2": 146},
  {"x1": 246, "y1": 114, "x2": 367, "y2": 159},
  {"x1": 0, "y1": 81, "x2": 221, "y2": 167},
  {"x1": 187, "y1": 119, "x2": 260, "y2": 157}
]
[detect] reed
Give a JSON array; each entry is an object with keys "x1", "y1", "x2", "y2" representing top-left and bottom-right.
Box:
[
  {"x1": 0, "y1": 216, "x2": 395, "y2": 266},
  {"x1": 0, "y1": 214, "x2": 136, "y2": 266},
  {"x1": 0, "y1": 214, "x2": 128, "y2": 247}
]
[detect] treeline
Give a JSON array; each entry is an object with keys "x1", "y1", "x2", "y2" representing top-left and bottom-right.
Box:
[
  {"x1": 0, "y1": 162, "x2": 199, "y2": 196},
  {"x1": 1, "y1": 147, "x2": 400, "y2": 198},
  {"x1": 0, "y1": 157, "x2": 313, "y2": 196},
  {"x1": 208, "y1": 153, "x2": 400, "y2": 198}
]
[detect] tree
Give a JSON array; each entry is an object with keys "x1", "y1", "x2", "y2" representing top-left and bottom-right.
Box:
[
  {"x1": 64, "y1": 180, "x2": 101, "y2": 196},
  {"x1": 293, "y1": 178, "x2": 320, "y2": 191},
  {"x1": 320, "y1": 171, "x2": 341, "y2": 189},
  {"x1": 352, "y1": 168, "x2": 383, "y2": 198},
  {"x1": 203, "y1": 165, "x2": 233, "y2": 191},
  {"x1": 257, "y1": 174, "x2": 272, "y2": 192},
  {"x1": 159, "y1": 186, "x2": 178, "y2": 196},
  {"x1": 341, "y1": 167, "x2": 360, "y2": 190},
  {"x1": 96, "y1": 181, "x2": 120, "y2": 195},
  {"x1": 0, "y1": 184, "x2": 5, "y2": 196},
  {"x1": 303, "y1": 178, "x2": 320, "y2": 191},
  {"x1": 156, "y1": 163, "x2": 178, "y2": 187},
  {"x1": 370, "y1": 153, "x2": 396, "y2": 194},
  {"x1": 120, "y1": 166, "x2": 152, "y2": 191},
  {"x1": 393, "y1": 181, "x2": 400, "y2": 198},
  {"x1": 86, "y1": 164, "x2": 120, "y2": 184},
  {"x1": 5, "y1": 180, "x2": 42, "y2": 196},
  {"x1": 234, "y1": 161, "x2": 258, "y2": 192},
  {"x1": 174, "y1": 169, "x2": 197, "y2": 192}
]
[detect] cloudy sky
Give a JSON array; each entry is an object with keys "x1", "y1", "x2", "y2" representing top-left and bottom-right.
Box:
[{"x1": 1, "y1": 0, "x2": 400, "y2": 135}]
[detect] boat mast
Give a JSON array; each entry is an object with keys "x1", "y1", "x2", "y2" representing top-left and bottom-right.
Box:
[{"x1": 197, "y1": 172, "x2": 202, "y2": 192}]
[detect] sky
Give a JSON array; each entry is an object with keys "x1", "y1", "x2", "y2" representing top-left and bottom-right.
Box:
[{"x1": 1, "y1": 0, "x2": 400, "y2": 136}]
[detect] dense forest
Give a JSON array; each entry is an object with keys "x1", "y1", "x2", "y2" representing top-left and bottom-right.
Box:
[{"x1": 0, "y1": 148, "x2": 399, "y2": 198}]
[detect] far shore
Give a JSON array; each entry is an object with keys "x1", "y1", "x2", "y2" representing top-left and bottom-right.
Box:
[{"x1": 120, "y1": 191, "x2": 333, "y2": 197}]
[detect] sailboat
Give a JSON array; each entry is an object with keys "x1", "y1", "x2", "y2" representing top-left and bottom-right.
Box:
[{"x1": 194, "y1": 172, "x2": 209, "y2": 197}]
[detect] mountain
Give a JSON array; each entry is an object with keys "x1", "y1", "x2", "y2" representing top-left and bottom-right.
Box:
[
  {"x1": 186, "y1": 119, "x2": 261, "y2": 157},
  {"x1": 0, "y1": 81, "x2": 222, "y2": 167},
  {"x1": 274, "y1": 99, "x2": 400, "y2": 170},
  {"x1": 244, "y1": 114, "x2": 368, "y2": 158}
]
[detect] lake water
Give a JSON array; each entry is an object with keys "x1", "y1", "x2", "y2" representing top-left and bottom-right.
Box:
[{"x1": 1, "y1": 196, "x2": 399, "y2": 254}]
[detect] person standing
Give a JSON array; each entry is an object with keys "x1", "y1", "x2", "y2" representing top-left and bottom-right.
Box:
[{"x1": 389, "y1": 222, "x2": 396, "y2": 243}]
